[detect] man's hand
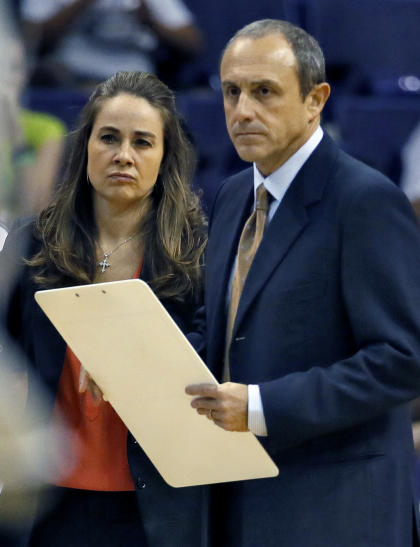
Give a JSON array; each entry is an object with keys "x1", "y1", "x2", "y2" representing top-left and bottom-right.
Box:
[{"x1": 185, "y1": 382, "x2": 248, "y2": 431}]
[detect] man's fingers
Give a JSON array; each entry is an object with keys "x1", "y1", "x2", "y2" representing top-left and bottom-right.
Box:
[
  {"x1": 187, "y1": 382, "x2": 249, "y2": 432},
  {"x1": 195, "y1": 408, "x2": 213, "y2": 418},
  {"x1": 185, "y1": 383, "x2": 218, "y2": 397},
  {"x1": 190, "y1": 397, "x2": 218, "y2": 410}
]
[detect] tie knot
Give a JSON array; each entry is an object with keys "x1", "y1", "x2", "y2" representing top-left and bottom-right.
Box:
[{"x1": 256, "y1": 184, "x2": 269, "y2": 212}]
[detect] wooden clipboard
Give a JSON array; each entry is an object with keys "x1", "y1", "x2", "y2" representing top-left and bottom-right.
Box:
[{"x1": 35, "y1": 279, "x2": 278, "y2": 487}]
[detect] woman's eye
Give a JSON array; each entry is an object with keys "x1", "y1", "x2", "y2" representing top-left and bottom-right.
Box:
[
  {"x1": 135, "y1": 139, "x2": 151, "y2": 147},
  {"x1": 100, "y1": 134, "x2": 116, "y2": 144}
]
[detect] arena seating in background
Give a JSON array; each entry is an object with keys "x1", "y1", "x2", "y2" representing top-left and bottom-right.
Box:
[
  {"x1": 304, "y1": 0, "x2": 420, "y2": 94},
  {"x1": 177, "y1": 89, "x2": 242, "y2": 212},
  {"x1": 182, "y1": 0, "x2": 288, "y2": 87},
  {"x1": 333, "y1": 96, "x2": 420, "y2": 184},
  {"x1": 22, "y1": 87, "x2": 89, "y2": 130},
  {"x1": 19, "y1": 1, "x2": 420, "y2": 206}
]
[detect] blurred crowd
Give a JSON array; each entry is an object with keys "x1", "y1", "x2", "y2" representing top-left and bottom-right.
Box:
[
  {"x1": 0, "y1": 0, "x2": 419, "y2": 224},
  {"x1": 0, "y1": 0, "x2": 205, "y2": 225},
  {"x1": 0, "y1": 6, "x2": 66, "y2": 541}
]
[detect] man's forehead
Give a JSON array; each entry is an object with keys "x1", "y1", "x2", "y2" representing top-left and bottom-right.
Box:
[
  {"x1": 220, "y1": 36, "x2": 297, "y2": 85},
  {"x1": 220, "y1": 35, "x2": 297, "y2": 79}
]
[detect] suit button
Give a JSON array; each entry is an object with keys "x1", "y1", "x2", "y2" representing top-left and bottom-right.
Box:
[
  {"x1": 131, "y1": 436, "x2": 138, "y2": 444},
  {"x1": 234, "y1": 336, "x2": 246, "y2": 342},
  {"x1": 136, "y1": 477, "x2": 146, "y2": 489}
]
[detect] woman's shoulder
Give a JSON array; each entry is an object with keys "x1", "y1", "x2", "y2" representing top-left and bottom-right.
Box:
[
  {"x1": 6, "y1": 215, "x2": 37, "y2": 236},
  {"x1": 2, "y1": 216, "x2": 40, "y2": 261}
]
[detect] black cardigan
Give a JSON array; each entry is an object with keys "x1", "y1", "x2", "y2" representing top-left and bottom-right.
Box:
[{"x1": 0, "y1": 219, "x2": 209, "y2": 547}]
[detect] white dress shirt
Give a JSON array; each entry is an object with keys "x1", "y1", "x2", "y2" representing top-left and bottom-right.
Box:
[{"x1": 246, "y1": 126, "x2": 324, "y2": 436}]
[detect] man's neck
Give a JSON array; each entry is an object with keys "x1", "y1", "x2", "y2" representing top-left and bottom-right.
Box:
[{"x1": 256, "y1": 123, "x2": 321, "y2": 177}]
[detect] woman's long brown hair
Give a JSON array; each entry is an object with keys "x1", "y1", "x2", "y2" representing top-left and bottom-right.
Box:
[{"x1": 28, "y1": 71, "x2": 207, "y2": 302}]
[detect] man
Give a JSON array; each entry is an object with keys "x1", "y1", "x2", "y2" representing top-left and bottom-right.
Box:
[{"x1": 186, "y1": 19, "x2": 420, "y2": 546}]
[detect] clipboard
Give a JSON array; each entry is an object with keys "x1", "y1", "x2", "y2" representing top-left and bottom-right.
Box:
[{"x1": 35, "y1": 279, "x2": 278, "y2": 487}]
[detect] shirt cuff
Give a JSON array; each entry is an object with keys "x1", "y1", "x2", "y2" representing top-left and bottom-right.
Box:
[{"x1": 247, "y1": 384, "x2": 268, "y2": 437}]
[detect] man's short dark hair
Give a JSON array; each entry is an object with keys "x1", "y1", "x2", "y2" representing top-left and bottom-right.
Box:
[{"x1": 222, "y1": 19, "x2": 326, "y2": 99}]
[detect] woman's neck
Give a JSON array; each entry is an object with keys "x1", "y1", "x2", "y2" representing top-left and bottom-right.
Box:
[{"x1": 94, "y1": 197, "x2": 151, "y2": 247}]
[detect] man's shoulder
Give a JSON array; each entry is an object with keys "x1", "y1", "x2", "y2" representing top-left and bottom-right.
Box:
[
  {"x1": 307, "y1": 133, "x2": 398, "y2": 200},
  {"x1": 216, "y1": 166, "x2": 254, "y2": 199},
  {"x1": 333, "y1": 146, "x2": 400, "y2": 197},
  {"x1": 311, "y1": 132, "x2": 394, "y2": 192},
  {"x1": 324, "y1": 146, "x2": 416, "y2": 227},
  {"x1": 207, "y1": 166, "x2": 253, "y2": 226}
]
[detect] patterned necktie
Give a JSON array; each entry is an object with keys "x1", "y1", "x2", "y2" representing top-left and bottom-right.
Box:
[{"x1": 223, "y1": 184, "x2": 270, "y2": 381}]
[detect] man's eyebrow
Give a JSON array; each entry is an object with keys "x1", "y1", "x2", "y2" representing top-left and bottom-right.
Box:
[
  {"x1": 221, "y1": 80, "x2": 237, "y2": 89},
  {"x1": 221, "y1": 78, "x2": 279, "y2": 88},
  {"x1": 250, "y1": 79, "x2": 278, "y2": 87}
]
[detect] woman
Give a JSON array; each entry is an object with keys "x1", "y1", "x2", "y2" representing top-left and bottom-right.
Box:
[{"x1": 0, "y1": 71, "x2": 207, "y2": 546}]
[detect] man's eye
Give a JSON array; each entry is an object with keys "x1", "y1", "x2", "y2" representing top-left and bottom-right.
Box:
[
  {"x1": 259, "y1": 87, "x2": 271, "y2": 96},
  {"x1": 100, "y1": 134, "x2": 116, "y2": 143},
  {"x1": 226, "y1": 86, "x2": 240, "y2": 97}
]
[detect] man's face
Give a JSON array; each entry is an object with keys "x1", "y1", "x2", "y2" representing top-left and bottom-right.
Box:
[{"x1": 220, "y1": 34, "x2": 322, "y2": 176}]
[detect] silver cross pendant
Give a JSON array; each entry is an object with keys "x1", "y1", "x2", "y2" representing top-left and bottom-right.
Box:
[{"x1": 98, "y1": 253, "x2": 111, "y2": 273}]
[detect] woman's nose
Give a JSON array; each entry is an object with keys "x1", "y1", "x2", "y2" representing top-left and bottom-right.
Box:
[{"x1": 113, "y1": 141, "x2": 133, "y2": 164}]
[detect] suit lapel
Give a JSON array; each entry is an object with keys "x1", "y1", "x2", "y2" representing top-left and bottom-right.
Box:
[
  {"x1": 206, "y1": 171, "x2": 254, "y2": 367},
  {"x1": 232, "y1": 133, "x2": 338, "y2": 337},
  {"x1": 232, "y1": 178, "x2": 309, "y2": 337}
]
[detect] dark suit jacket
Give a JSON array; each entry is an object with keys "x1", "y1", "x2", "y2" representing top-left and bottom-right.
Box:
[
  {"x1": 200, "y1": 133, "x2": 420, "y2": 547},
  {"x1": 0, "y1": 220, "x2": 208, "y2": 547}
]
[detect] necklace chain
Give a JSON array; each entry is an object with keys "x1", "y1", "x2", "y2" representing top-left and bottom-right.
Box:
[{"x1": 97, "y1": 234, "x2": 138, "y2": 273}]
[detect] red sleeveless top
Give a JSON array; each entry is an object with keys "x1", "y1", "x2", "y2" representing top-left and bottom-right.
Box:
[{"x1": 53, "y1": 262, "x2": 143, "y2": 490}]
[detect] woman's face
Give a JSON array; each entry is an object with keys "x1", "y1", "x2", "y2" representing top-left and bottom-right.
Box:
[{"x1": 87, "y1": 93, "x2": 165, "y2": 208}]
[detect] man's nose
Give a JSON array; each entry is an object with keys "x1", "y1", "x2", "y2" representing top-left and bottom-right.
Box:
[
  {"x1": 113, "y1": 141, "x2": 133, "y2": 164},
  {"x1": 235, "y1": 92, "x2": 255, "y2": 121}
]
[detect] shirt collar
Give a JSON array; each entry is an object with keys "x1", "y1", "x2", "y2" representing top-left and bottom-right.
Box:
[{"x1": 253, "y1": 126, "x2": 324, "y2": 204}]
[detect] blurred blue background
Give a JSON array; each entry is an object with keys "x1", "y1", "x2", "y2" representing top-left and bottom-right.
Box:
[{"x1": 5, "y1": 0, "x2": 419, "y2": 214}]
